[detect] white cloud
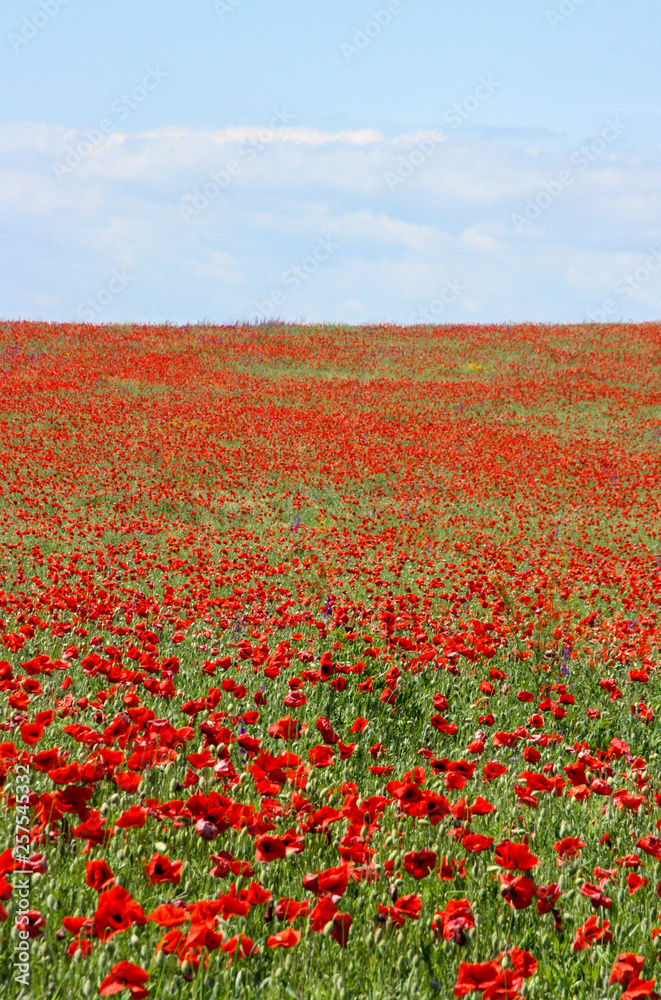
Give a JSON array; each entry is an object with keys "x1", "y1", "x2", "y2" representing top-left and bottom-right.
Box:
[{"x1": 0, "y1": 118, "x2": 660, "y2": 324}]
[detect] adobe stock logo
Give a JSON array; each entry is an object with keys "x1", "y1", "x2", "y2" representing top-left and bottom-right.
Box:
[
  {"x1": 341, "y1": 1, "x2": 404, "y2": 62},
  {"x1": 52, "y1": 67, "x2": 168, "y2": 180},
  {"x1": 385, "y1": 132, "x2": 446, "y2": 191},
  {"x1": 385, "y1": 77, "x2": 500, "y2": 192},
  {"x1": 546, "y1": 0, "x2": 593, "y2": 29},
  {"x1": 585, "y1": 247, "x2": 661, "y2": 323},
  {"x1": 409, "y1": 280, "x2": 466, "y2": 324},
  {"x1": 179, "y1": 108, "x2": 296, "y2": 222},
  {"x1": 249, "y1": 236, "x2": 339, "y2": 324},
  {"x1": 77, "y1": 268, "x2": 133, "y2": 323},
  {"x1": 440, "y1": 76, "x2": 501, "y2": 130},
  {"x1": 214, "y1": 0, "x2": 250, "y2": 16},
  {"x1": 8, "y1": 0, "x2": 75, "y2": 53},
  {"x1": 511, "y1": 117, "x2": 625, "y2": 233}
]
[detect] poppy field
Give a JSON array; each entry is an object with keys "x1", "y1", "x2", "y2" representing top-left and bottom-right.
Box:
[{"x1": 1, "y1": 319, "x2": 660, "y2": 1000}]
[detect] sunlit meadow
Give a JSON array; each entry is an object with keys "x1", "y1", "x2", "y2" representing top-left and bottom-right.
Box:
[{"x1": 0, "y1": 321, "x2": 660, "y2": 1000}]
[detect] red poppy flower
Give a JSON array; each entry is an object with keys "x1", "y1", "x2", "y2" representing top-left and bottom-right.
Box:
[
  {"x1": 0, "y1": 849, "x2": 14, "y2": 878},
  {"x1": 394, "y1": 893, "x2": 422, "y2": 921},
  {"x1": 145, "y1": 854, "x2": 182, "y2": 885},
  {"x1": 220, "y1": 934, "x2": 257, "y2": 965},
  {"x1": 462, "y1": 833, "x2": 493, "y2": 854},
  {"x1": 310, "y1": 894, "x2": 338, "y2": 931},
  {"x1": 267, "y1": 715, "x2": 301, "y2": 741},
  {"x1": 432, "y1": 898, "x2": 474, "y2": 942},
  {"x1": 0, "y1": 875, "x2": 12, "y2": 904},
  {"x1": 18, "y1": 853, "x2": 47, "y2": 875},
  {"x1": 317, "y1": 864, "x2": 351, "y2": 896},
  {"x1": 275, "y1": 898, "x2": 310, "y2": 923},
  {"x1": 94, "y1": 885, "x2": 146, "y2": 941},
  {"x1": 403, "y1": 849, "x2": 437, "y2": 879},
  {"x1": 85, "y1": 859, "x2": 115, "y2": 892},
  {"x1": 615, "y1": 791, "x2": 645, "y2": 812},
  {"x1": 451, "y1": 797, "x2": 469, "y2": 820},
  {"x1": 71, "y1": 812, "x2": 114, "y2": 848},
  {"x1": 493, "y1": 731, "x2": 520, "y2": 748},
  {"x1": 350, "y1": 717, "x2": 368, "y2": 733},
  {"x1": 637, "y1": 835, "x2": 661, "y2": 861},
  {"x1": 573, "y1": 916, "x2": 612, "y2": 951},
  {"x1": 310, "y1": 895, "x2": 352, "y2": 946},
  {"x1": 510, "y1": 947, "x2": 537, "y2": 978},
  {"x1": 20, "y1": 722, "x2": 44, "y2": 746},
  {"x1": 580, "y1": 882, "x2": 613, "y2": 910},
  {"x1": 494, "y1": 840, "x2": 539, "y2": 871},
  {"x1": 99, "y1": 961, "x2": 150, "y2": 998},
  {"x1": 217, "y1": 883, "x2": 250, "y2": 919},
  {"x1": 16, "y1": 910, "x2": 46, "y2": 939},
  {"x1": 380, "y1": 687, "x2": 397, "y2": 705},
  {"x1": 303, "y1": 864, "x2": 346, "y2": 898},
  {"x1": 309, "y1": 744, "x2": 335, "y2": 767},
  {"x1": 255, "y1": 835, "x2": 287, "y2": 863},
  {"x1": 182, "y1": 922, "x2": 223, "y2": 959},
  {"x1": 621, "y1": 979, "x2": 658, "y2": 1000},
  {"x1": 483, "y1": 969, "x2": 525, "y2": 999},
  {"x1": 554, "y1": 836, "x2": 586, "y2": 866},
  {"x1": 470, "y1": 796, "x2": 495, "y2": 815},
  {"x1": 115, "y1": 806, "x2": 147, "y2": 829},
  {"x1": 626, "y1": 872, "x2": 648, "y2": 895},
  {"x1": 267, "y1": 928, "x2": 301, "y2": 948},
  {"x1": 244, "y1": 881, "x2": 272, "y2": 905},
  {"x1": 146, "y1": 904, "x2": 188, "y2": 927},
  {"x1": 9, "y1": 691, "x2": 30, "y2": 711},
  {"x1": 155, "y1": 928, "x2": 185, "y2": 958},
  {"x1": 30, "y1": 746, "x2": 60, "y2": 772},
  {"x1": 536, "y1": 882, "x2": 561, "y2": 914},
  {"x1": 315, "y1": 717, "x2": 339, "y2": 744},
  {"x1": 611, "y1": 954, "x2": 646, "y2": 988},
  {"x1": 483, "y1": 762, "x2": 508, "y2": 782},
  {"x1": 454, "y1": 961, "x2": 501, "y2": 997},
  {"x1": 437, "y1": 854, "x2": 466, "y2": 880},
  {"x1": 499, "y1": 873, "x2": 536, "y2": 910},
  {"x1": 283, "y1": 689, "x2": 307, "y2": 707}
]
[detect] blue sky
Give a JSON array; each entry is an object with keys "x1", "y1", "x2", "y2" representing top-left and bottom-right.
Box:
[{"x1": 1, "y1": 0, "x2": 660, "y2": 325}]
